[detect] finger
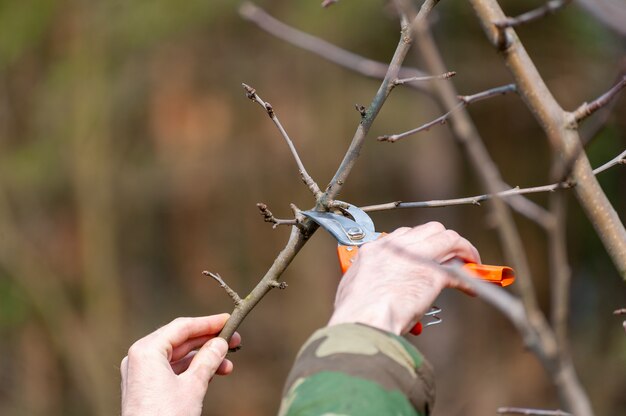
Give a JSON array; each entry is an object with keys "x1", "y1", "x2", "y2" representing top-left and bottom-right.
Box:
[
  {"x1": 390, "y1": 221, "x2": 448, "y2": 245},
  {"x1": 171, "y1": 335, "x2": 213, "y2": 362},
  {"x1": 215, "y1": 358, "x2": 234, "y2": 376},
  {"x1": 120, "y1": 356, "x2": 129, "y2": 398},
  {"x1": 171, "y1": 351, "x2": 197, "y2": 375},
  {"x1": 413, "y1": 230, "x2": 481, "y2": 264},
  {"x1": 149, "y1": 314, "x2": 230, "y2": 357},
  {"x1": 228, "y1": 331, "x2": 242, "y2": 350},
  {"x1": 184, "y1": 337, "x2": 228, "y2": 386}
]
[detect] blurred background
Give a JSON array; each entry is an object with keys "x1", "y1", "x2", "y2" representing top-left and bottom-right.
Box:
[{"x1": 0, "y1": 0, "x2": 624, "y2": 414}]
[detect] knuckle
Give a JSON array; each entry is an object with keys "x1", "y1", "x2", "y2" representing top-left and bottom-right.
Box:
[
  {"x1": 443, "y1": 229, "x2": 461, "y2": 242},
  {"x1": 127, "y1": 342, "x2": 143, "y2": 358},
  {"x1": 423, "y1": 221, "x2": 445, "y2": 232},
  {"x1": 171, "y1": 317, "x2": 188, "y2": 326}
]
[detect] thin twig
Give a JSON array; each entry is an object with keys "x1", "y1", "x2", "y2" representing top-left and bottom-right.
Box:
[
  {"x1": 360, "y1": 183, "x2": 569, "y2": 211},
  {"x1": 392, "y1": 71, "x2": 456, "y2": 87},
  {"x1": 256, "y1": 203, "x2": 298, "y2": 228},
  {"x1": 572, "y1": 75, "x2": 626, "y2": 123},
  {"x1": 239, "y1": 2, "x2": 433, "y2": 94},
  {"x1": 592, "y1": 149, "x2": 626, "y2": 175},
  {"x1": 497, "y1": 407, "x2": 573, "y2": 416},
  {"x1": 242, "y1": 83, "x2": 322, "y2": 198},
  {"x1": 360, "y1": 149, "x2": 625, "y2": 212},
  {"x1": 494, "y1": 0, "x2": 573, "y2": 29},
  {"x1": 378, "y1": 84, "x2": 516, "y2": 142},
  {"x1": 203, "y1": 271, "x2": 243, "y2": 306}
]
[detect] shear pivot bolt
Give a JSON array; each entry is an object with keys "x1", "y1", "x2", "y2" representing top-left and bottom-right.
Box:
[{"x1": 347, "y1": 227, "x2": 365, "y2": 241}]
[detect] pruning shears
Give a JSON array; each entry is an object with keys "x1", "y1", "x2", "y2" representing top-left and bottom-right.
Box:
[{"x1": 302, "y1": 202, "x2": 515, "y2": 335}]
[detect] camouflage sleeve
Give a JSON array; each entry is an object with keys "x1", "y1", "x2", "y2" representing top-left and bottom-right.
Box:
[{"x1": 278, "y1": 323, "x2": 435, "y2": 416}]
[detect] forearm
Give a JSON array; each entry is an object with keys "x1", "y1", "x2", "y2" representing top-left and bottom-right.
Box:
[{"x1": 278, "y1": 323, "x2": 435, "y2": 416}]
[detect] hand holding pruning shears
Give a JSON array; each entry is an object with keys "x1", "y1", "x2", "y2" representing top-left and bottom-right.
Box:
[{"x1": 303, "y1": 203, "x2": 515, "y2": 336}]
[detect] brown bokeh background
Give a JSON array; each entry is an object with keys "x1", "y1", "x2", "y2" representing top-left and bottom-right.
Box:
[{"x1": 0, "y1": 1, "x2": 624, "y2": 415}]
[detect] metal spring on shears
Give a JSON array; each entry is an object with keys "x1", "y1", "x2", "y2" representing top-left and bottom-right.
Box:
[{"x1": 423, "y1": 306, "x2": 442, "y2": 328}]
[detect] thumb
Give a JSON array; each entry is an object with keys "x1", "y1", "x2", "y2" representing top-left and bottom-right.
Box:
[{"x1": 185, "y1": 337, "x2": 228, "y2": 387}]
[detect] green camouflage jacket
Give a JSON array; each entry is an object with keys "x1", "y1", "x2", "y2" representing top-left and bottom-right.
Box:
[{"x1": 278, "y1": 323, "x2": 435, "y2": 416}]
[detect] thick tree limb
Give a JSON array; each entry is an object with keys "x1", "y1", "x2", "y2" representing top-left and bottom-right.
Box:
[{"x1": 470, "y1": 0, "x2": 626, "y2": 284}]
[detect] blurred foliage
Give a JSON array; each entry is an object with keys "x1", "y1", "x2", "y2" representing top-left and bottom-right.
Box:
[{"x1": 0, "y1": 0, "x2": 624, "y2": 415}]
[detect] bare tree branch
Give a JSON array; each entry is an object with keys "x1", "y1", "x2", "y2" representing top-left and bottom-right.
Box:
[
  {"x1": 470, "y1": 0, "x2": 626, "y2": 284},
  {"x1": 495, "y1": 0, "x2": 573, "y2": 29},
  {"x1": 360, "y1": 149, "x2": 625, "y2": 213},
  {"x1": 378, "y1": 84, "x2": 517, "y2": 142},
  {"x1": 393, "y1": 70, "x2": 456, "y2": 87},
  {"x1": 242, "y1": 83, "x2": 322, "y2": 197},
  {"x1": 548, "y1": 191, "x2": 572, "y2": 366},
  {"x1": 497, "y1": 407, "x2": 573, "y2": 416},
  {"x1": 203, "y1": 271, "x2": 243, "y2": 306},
  {"x1": 572, "y1": 75, "x2": 626, "y2": 123}
]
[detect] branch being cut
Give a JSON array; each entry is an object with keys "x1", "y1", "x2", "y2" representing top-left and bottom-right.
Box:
[
  {"x1": 495, "y1": 0, "x2": 573, "y2": 29},
  {"x1": 378, "y1": 84, "x2": 516, "y2": 142},
  {"x1": 572, "y1": 75, "x2": 626, "y2": 123},
  {"x1": 242, "y1": 83, "x2": 322, "y2": 198}
]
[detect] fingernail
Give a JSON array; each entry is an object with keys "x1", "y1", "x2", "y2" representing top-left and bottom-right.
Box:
[{"x1": 209, "y1": 338, "x2": 228, "y2": 357}]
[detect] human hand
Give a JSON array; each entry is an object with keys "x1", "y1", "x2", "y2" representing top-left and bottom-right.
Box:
[
  {"x1": 121, "y1": 314, "x2": 241, "y2": 416},
  {"x1": 328, "y1": 222, "x2": 480, "y2": 335}
]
